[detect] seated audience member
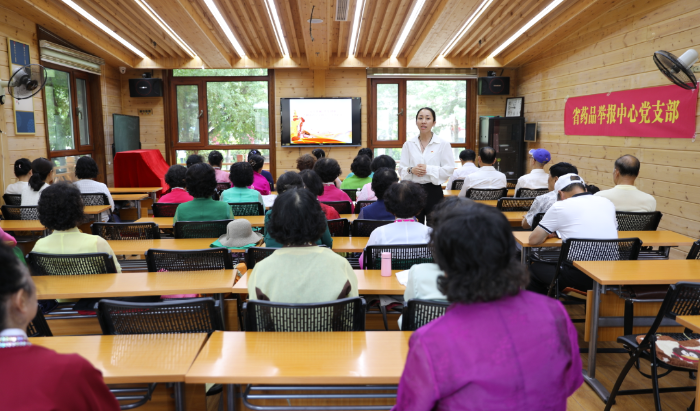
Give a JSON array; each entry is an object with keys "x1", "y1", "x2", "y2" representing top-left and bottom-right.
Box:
[
  {"x1": 394, "y1": 203, "x2": 582, "y2": 410},
  {"x1": 248, "y1": 189, "x2": 358, "y2": 303},
  {"x1": 341, "y1": 155, "x2": 373, "y2": 190},
  {"x1": 594, "y1": 154, "x2": 656, "y2": 212},
  {"x1": 522, "y1": 162, "x2": 578, "y2": 229},
  {"x1": 220, "y1": 162, "x2": 264, "y2": 206},
  {"x1": 0, "y1": 244, "x2": 120, "y2": 411},
  {"x1": 0, "y1": 227, "x2": 16, "y2": 246},
  {"x1": 249, "y1": 150, "x2": 274, "y2": 188},
  {"x1": 345, "y1": 148, "x2": 375, "y2": 179},
  {"x1": 296, "y1": 154, "x2": 317, "y2": 172},
  {"x1": 314, "y1": 158, "x2": 354, "y2": 212},
  {"x1": 586, "y1": 185, "x2": 601, "y2": 194},
  {"x1": 208, "y1": 150, "x2": 230, "y2": 183},
  {"x1": 357, "y1": 155, "x2": 396, "y2": 201},
  {"x1": 514, "y1": 148, "x2": 551, "y2": 195},
  {"x1": 300, "y1": 169, "x2": 340, "y2": 221},
  {"x1": 528, "y1": 174, "x2": 617, "y2": 294},
  {"x1": 263, "y1": 172, "x2": 332, "y2": 248},
  {"x1": 311, "y1": 148, "x2": 342, "y2": 188},
  {"x1": 33, "y1": 182, "x2": 121, "y2": 272},
  {"x1": 159, "y1": 165, "x2": 193, "y2": 203},
  {"x1": 72, "y1": 157, "x2": 115, "y2": 222},
  {"x1": 21, "y1": 158, "x2": 54, "y2": 206},
  {"x1": 249, "y1": 154, "x2": 271, "y2": 196},
  {"x1": 5, "y1": 158, "x2": 31, "y2": 195},
  {"x1": 457, "y1": 146, "x2": 507, "y2": 197},
  {"x1": 186, "y1": 154, "x2": 204, "y2": 168},
  {"x1": 445, "y1": 149, "x2": 478, "y2": 191},
  {"x1": 173, "y1": 163, "x2": 233, "y2": 224},
  {"x1": 358, "y1": 168, "x2": 399, "y2": 220}
]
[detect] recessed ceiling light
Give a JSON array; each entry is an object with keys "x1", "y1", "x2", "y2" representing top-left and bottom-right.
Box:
[
  {"x1": 263, "y1": 0, "x2": 290, "y2": 56},
  {"x1": 391, "y1": 0, "x2": 427, "y2": 58},
  {"x1": 489, "y1": 0, "x2": 566, "y2": 58},
  {"x1": 202, "y1": 0, "x2": 246, "y2": 58},
  {"x1": 441, "y1": 0, "x2": 494, "y2": 56},
  {"x1": 348, "y1": 0, "x2": 366, "y2": 57},
  {"x1": 133, "y1": 0, "x2": 197, "y2": 58}
]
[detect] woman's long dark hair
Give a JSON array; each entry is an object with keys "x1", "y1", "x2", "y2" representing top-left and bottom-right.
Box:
[{"x1": 29, "y1": 158, "x2": 53, "y2": 192}]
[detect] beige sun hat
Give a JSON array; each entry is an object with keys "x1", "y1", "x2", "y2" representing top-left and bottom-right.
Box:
[{"x1": 217, "y1": 219, "x2": 263, "y2": 248}]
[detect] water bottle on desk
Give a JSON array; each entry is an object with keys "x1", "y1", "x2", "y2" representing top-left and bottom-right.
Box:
[{"x1": 381, "y1": 252, "x2": 391, "y2": 277}]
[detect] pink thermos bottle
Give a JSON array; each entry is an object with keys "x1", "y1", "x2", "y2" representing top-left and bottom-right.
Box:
[{"x1": 381, "y1": 252, "x2": 391, "y2": 277}]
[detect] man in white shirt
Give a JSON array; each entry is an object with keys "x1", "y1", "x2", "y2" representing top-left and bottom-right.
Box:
[
  {"x1": 445, "y1": 149, "x2": 478, "y2": 190},
  {"x1": 521, "y1": 162, "x2": 578, "y2": 229},
  {"x1": 527, "y1": 173, "x2": 618, "y2": 294},
  {"x1": 457, "y1": 146, "x2": 507, "y2": 197},
  {"x1": 594, "y1": 154, "x2": 656, "y2": 212},
  {"x1": 515, "y1": 148, "x2": 551, "y2": 196}
]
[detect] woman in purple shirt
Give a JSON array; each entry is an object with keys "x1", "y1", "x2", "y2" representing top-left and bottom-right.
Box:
[{"x1": 393, "y1": 202, "x2": 582, "y2": 411}]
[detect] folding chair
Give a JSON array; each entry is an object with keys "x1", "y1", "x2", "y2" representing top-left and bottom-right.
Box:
[
  {"x1": 400, "y1": 299, "x2": 450, "y2": 331},
  {"x1": 464, "y1": 188, "x2": 508, "y2": 200},
  {"x1": 320, "y1": 201, "x2": 352, "y2": 214},
  {"x1": 174, "y1": 220, "x2": 232, "y2": 238},
  {"x1": 515, "y1": 188, "x2": 549, "y2": 198},
  {"x1": 496, "y1": 197, "x2": 536, "y2": 211}
]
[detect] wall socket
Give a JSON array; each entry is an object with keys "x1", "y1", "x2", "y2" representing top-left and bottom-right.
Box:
[{"x1": 138, "y1": 109, "x2": 153, "y2": 116}]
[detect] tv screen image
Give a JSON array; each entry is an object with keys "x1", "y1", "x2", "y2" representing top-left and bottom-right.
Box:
[{"x1": 281, "y1": 97, "x2": 361, "y2": 147}]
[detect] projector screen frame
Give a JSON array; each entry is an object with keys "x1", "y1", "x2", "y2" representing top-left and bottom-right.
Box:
[{"x1": 280, "y1": 97, "x2": 362, "y2": 147}]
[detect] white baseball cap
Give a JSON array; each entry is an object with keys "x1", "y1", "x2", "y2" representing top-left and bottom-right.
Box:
[{"x1": 554, "y1": 173, "x2": 586, "y2": 192}]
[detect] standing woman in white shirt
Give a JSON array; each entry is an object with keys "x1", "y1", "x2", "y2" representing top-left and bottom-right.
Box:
[
  {"x1": 20, "y1": 158, "x2": 54, "y2": 206},
  {"x1": 399, "y1": 107, "x2": 454, "y2": 225}
]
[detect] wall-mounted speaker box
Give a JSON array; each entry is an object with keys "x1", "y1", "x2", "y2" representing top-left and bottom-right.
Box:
[
  {"x1": 477, "y1": 77, "x2": 510, "y2": 95},
  {"x1": 129, "y1": 78, "x2": 163, "y2": 97}
]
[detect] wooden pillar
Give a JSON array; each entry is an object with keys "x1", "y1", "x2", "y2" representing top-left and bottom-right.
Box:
[{"x1": 313, "y1": 69, "x2": 326, "y2": 97}]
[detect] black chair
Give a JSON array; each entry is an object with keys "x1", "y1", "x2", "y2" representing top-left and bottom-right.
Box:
[
  {"x1": 81, "y1": 193, "x2": 112, "y2": 218},
  {"x1": 1, "y1": 205, "x2": 39, "y2": 220},
  {"x1": 27, "y1": 307, "x2": 53, "y2": 337},
  {"x1": 145, "y1": 248, "x2": 233, "y2": 272},
  {"x1": 506, "y1": 179, "x2": 517, "y2": 189},
  {"x1": 496, "y1": 197, "x2": 536, "y2": 211},
  {"x1": 321, "y1": 201, "x2": 352, "y2": 215},
  {"x1": 400, "y1": 299, "x2": 450, "y2": 331},
  {"x1": 688, "y1": 240, "x2": 700, "y2": 260},
  {"x1": 341, "y1": 189, "x2": 358, "y2": 202},
  {"x1": 616, "y1": 211, "x2": 666, "y2": 260},
  {"x1": 174, "y1": 220, "x2": 232, "y2": 238},
  {"x1": 152, "y1": 202, "x2": 180, "y2": 217},
  {"x1": 364, "y1": 244, "x2": 433, "y2": 270},
  {"x1": 245, "y1": 247, "x2": 279, "y2": 270},
  {"x1": 228, "y1": 202, "x2": 265, "y2": 216},
  {"x1": 355, "y1": 200, "x2": 375, "y2": 214},
  {"x1": 327, "y1": 218, "x2": 350, "y2": 237},
  {"x1": 243, "y1": 297, "x2": 366, "y2": 332},
  {"x1": 516, "y1": 188, "x2": 549, "y2": 198},
  {"x1": 464, "y1": 188, "x2": 508, "y2": 201},
  {"x1": 216, "y1": 182, "x2": 232, "y2": 192},
  {"x1": 2, "y1": 193, "x2": 21, "y2": 205},
  {"x1": 531, "y1": 212, "x2": 546, "y2": 229},
  {"x1": 605, "y1": 283, "x2": 700, "y2": 411},
  {"x1": 351, "y1": 219, "x2": 393, "y2": 237},
  {"x1": 26, "y1": 252, "x2": 118, "y2": 276},
  {"x1": 92, "y1": 222, "x2": 161, "y2": 240},
  {"x1": 450, "y1": 180, "x2": 464, "y2": 190}
]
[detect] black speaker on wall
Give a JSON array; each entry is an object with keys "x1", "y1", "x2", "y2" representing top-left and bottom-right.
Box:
[
  {"x1": 477, "y1": 77, "x2": 510, "y2": 95},
  {"x1": 129, "y1": 78, "x2": 163, "y2": 97}
]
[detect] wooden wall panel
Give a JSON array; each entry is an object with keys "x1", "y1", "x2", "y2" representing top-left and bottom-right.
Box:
[
  {"x1": 518, "y1": 0, "x2": 700, "y2": 259},
  {"x1": 101, "y1": 64, "x2": 122, "y2": 186},
  {"x1": 119, "y1": 69, "x2": 166, "y2": 160}
]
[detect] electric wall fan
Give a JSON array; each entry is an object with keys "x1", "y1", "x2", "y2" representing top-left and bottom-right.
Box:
[
  {"x1": 653, "y1": 49, "x2": 698, "y2": 90},
  {"x1": 0, "y1": 64, "x2": 47, "y2": 105}
]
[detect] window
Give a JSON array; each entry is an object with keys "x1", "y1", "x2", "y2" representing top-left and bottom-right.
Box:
[{"x1": 169, "y1": 69, "x2": 275, "y2": 178}]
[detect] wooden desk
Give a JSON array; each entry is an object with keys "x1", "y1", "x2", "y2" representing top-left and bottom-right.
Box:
[
  {"x1": 233, "y1": 269, "x2": 405, "y2": 295},
  {"x1": 106, "y1": 238, "x2": 243, "y2": 254},
  {"x1": 331, "y1": 236, "x2": 369, "y2": 252},
  {"x1": 0, "y1": 219, "x2": 45, "y2": 231},
  {"x1": 137, "y1": 214, "x2": 361, "y2": 229},
  {"x1": 109, "y1": 187, "x2": 162, "y2": 203},
  {"x1": 112, "y1": 194, "x2": 149, "y2": 219},
  {"x1": 513, "y1": 230, "x2": 695, "y2": 249},
  {"x1": 85, "y1": 205, "x2": 111, "y2": 217},
  {"x1": 503, "y1": 211, "x2": 527, "y2": 227}
]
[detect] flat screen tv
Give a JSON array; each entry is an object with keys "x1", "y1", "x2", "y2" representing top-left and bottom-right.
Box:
[{"x1": 281, "y1": 97, "x2": 361, "y2": 146}]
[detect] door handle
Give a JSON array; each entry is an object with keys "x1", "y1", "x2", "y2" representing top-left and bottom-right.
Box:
[
  {"x1": 397, "y1": 108, "x2": 404, "y2": 116},
  {"x1": 198, "y1": 110, "x2": 204, "y2": 119}
]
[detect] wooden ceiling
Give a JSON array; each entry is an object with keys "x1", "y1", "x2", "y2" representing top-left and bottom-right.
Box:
[{"x1": 0, "y1": 0, "x2": 618, "y2": 69}]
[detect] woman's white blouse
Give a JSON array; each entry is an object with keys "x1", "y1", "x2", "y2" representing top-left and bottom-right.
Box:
[{"x1": 398, "y1": 135, "x2": 454, "y2": 185}]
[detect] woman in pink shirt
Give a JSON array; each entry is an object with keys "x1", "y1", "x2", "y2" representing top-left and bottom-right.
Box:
[
  {"x1": 158, "y1": 165, "x2": 193, "y2": 203},
  {"x1": 313, "y1": 158, "x2": 354, "y2": 213},
  {"x1": 249, "y1": 154, "x2": 271, "y2": 196},
  {"x1": 208, "y1": 150, "x2": 230, "y2": 184}
]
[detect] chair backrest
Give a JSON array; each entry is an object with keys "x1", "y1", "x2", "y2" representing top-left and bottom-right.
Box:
[
  {"x1": 465, "y1": 188, "x2": 508, "y2": 201},
  {"x1": 81, "y1": 192, "x2": 110, "y2": 206},
  {"x1": 320, "y1": 201, "x2": 352, "y2": 215},
  {"x1": 152, "y1": 202, "x2": 180, "y2": 217},
  {"x1": 327, "y1": 218, "x2": 350, "y2": 237},
  {"x1": 687, "y1": 240, "x2": 700, "y2": 260},
  {"x1": 351, "y1": 219, "x2": 393, "y2": 237},
  {"x1": 245, "y1": 247, "x2": 280, "y2": 270},
  {"x1": 216, "y1": 182, "x2": 232, "y2": 192},
  {"x1": 364, "y1": 244, "x2": 433, "y2": 270},
  {"x1": 244, "y1": 297, "x2": 366, "y2": 332},
  {"x1": 516, "y1": 188, "x2": 549, "y2": 198},
  {"x1": 174, "y1": 220, "x2": 232, "y2": 238},
  {"x1": 92, "y1": 222, "x2": 161, "y2": 240},
  {"x1": 145, "y1": 248, "x2": 233, "y2": 272},
  {"x1": 97, "y1": 298, "x2": 223, "y2": 335},
  {"x1": 506, "y1": 179, "x2": 517, "y2": 189},
  {"x1": 2, "y1": 193, "x2": 21, "y2": 205},
  {"x1": 558, "y1": 238, "x2": 642, "y2": 267},
  {"x1": 496, "y1": 197, "x2": 536, "y2": 211},
  {"x1": 341, "y1": 189, "x2": 358, "y2": 202},
  {"x1": 532, "y1": 213, "x2": 546, "y2": 229},
  {"x1": 450, "y1": 179, "x2": 464, "y2": 191},
  {"x1": 27, "y1": 252, "x2": 117, "y2": 276},
  {"x1": 401, "y1": 299, "x2": 450, "y2": 331},
  {"x1": 355, "y1": 200, "x2": 375, "y2": 213},
  {"x1": 1, "y1": 205, "x2": 39, "y2": 220},
  {"x1": 615, "y1": 211, "x2": 663, "y2": 231},
  {"x1": 26, "y1": 307, "x2": 52, "y2": 337},
  {"x1": 228, "y1": 202, "x2": 265, "y2": 216}
]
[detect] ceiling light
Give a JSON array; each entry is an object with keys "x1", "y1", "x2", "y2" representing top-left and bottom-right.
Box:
[
  {"x1": 348, "y1": 0, "x2": 366, "y2": 56},
  {"x1": 62, "y1": 0, "x2": 146, "y2": 58},
  {"x1": 441, "y1": 0, "x2": 494, "y2": 56},
  {"x1": 263, "y1": 0, "x2": 289, "y2": 57},
  {"x1": 133, "y1": 0, "x2": 197, "y2": 58},
  {"x1": 489, "y1": 0, "x2": 565, "y2": 58},
  {"x1": 202, "y1": 0, "x2": 246, "y2": 58},
  {"x1": 391, "y1": 0, "x2": 426, "y2": 58}
]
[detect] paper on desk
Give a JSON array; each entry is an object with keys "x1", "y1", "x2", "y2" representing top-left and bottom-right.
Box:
[
  {"x1": 395, "y1": 270, "x2": 409, "y2": 286},
  {"x1": 262, "y1": 195, "x2": 277, "y2": 208}
]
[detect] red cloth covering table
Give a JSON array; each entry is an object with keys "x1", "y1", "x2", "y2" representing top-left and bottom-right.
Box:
[{"x1": 114, "y1": 149, "x2": 170, "y2": 197}]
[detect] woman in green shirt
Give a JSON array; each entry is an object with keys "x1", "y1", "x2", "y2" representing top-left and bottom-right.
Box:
[
  {"x1": 340, "y1": 155, "x2": 372, "y2": 190},
  {"x1": 220, "y1": 162, "x2": 264, "y2": 206},
  {"x1": 173, "y1": 163, "x2": 233, "y2": 223}
]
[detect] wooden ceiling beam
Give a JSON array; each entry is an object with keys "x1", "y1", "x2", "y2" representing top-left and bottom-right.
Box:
[
  {"x1": 371, "y1": 0, "x2": 398, "y2": 57},
  {"x1": 361, "y1": 0, "x2": 382, "y2": 58},
  {"x1": 220, "y1": 0, "x2": 259, "y2": 58},
  {"x1": 224, "y1": 0, "x2": 264, "y2": 58},
  {"x1": 279, "y1": 0, "x2": 301, "y2": 58},
  {"x1": 455, "y1": 0, "x2": 529, "y2": 57},
  {"x1": 297, "y1": 0, "x2": 330, "y2": 68},
  {"x1": 246, "y1": 0, "x2": 278, "y2": 57},
  {"x1": 379, "y1": 0, "x2": 413, "y2": 57}
]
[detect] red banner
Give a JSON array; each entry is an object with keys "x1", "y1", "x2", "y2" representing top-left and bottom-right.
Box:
[{"x1": 564, "y1": 84, "x2": 698, "y2": 138}]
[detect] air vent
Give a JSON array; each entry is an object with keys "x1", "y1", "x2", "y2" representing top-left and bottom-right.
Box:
[{"x1": 335, "y1": 0, "x2": 349, "y2": 21}]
